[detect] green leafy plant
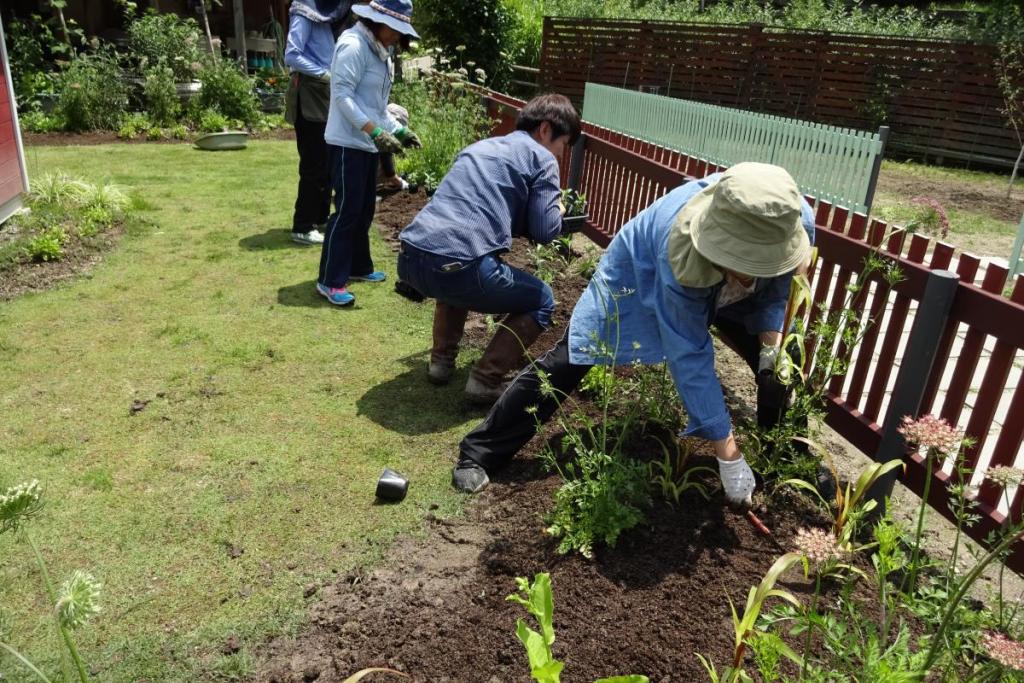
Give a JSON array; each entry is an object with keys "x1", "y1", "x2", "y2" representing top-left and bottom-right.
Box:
[
  {"x1": 26, "y1": 229, "x2": 67, "y2": 262},
  {"x1": 55, "y1": 50, "x2": 129, "y2": 131},
  {"x1": 507, "y1": 573, "x2": 649, "y2": 683},
  {"x1": 117, "y1": 112, "x2": 151, "y2": 140},
  {"x1": 696, "y1": 552, "x2": 804, "y2": 683},
  {"x1": 530, "y1": 236, "x2": 577, "y2": 284},
  {"x1": 647, "y1": 437, "x2": 714, "y2": 505},
  {"x1": 143, "y1": 64, "x2": 181, "y2": 126},
  {"x1": 560, "y1": 188, "x2": 587, "y2": 218},
  {"x1": 782, "y1": 451, "x2": 904, "y2": 548},
  {"x1": 193, "y1": 108, "x2": 232, "y2": 133},
  {"x1": 195, "y1": 59, "x2": 259, "y2": 125}
]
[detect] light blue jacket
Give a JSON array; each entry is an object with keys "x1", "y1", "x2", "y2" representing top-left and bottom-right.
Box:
[
  {"x1": 283, "y1": 13, "x2": 334, "y2": 77},
  {"x1": 324, "y1": 24, "x2": 401, "y2": 151},
  {"x1": 568, "y1": 175, "x2": 815, "y2": 442}
]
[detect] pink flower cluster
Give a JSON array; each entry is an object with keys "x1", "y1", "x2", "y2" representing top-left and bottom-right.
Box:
[
  {"x1": 985, "y1": 466, "x2": 1024, "y2": 488},
  {"x1": 982, "y1": 631, "x2": 1024, "y2": 670},
  {"x1": 898, "y1": 414, "x2": 964, "y2": 456},
  {"x1": 794, "y1": 527, "x2": 843, "y2": 568},
  {"x1": 910, "y1": 196, "x2": 951, "y2": 239}
]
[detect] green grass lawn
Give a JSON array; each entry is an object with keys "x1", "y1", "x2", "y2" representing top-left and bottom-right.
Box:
[{"x1": 2, "y1": 141, "x2": 478, "y2": 682}]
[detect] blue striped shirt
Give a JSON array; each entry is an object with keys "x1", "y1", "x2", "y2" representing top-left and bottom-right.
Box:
[{"x1": 399, "y1": 131, "x2": 563, "y2": 260}]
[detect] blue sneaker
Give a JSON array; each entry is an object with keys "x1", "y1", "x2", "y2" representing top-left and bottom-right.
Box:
[
  {"x1": 349, "y1": 271, "x2": 387, "y2": 283},
  {"x1": 316, "y1": 282, "x2": 355, "y2": 306}
]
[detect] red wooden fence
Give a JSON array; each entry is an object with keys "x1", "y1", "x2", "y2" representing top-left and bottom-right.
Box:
[
  {"x1": 483, "y1": 92, "x2": 1024, "y2": 570},
  {"x1": 538, "y1": 17, "x2": 1023, "y2": 169}
]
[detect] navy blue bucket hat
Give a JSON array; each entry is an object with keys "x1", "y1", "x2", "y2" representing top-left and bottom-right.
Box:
[{"x1": 352, "y1": 0, "x2": 419, "y2": 39}]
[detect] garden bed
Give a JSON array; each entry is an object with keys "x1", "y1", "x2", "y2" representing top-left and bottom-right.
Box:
[
  {"x1": 253, "y1": 192, "x2": 842, "y2": 682},
  {"x1": 22, "y1": 127, "x2": 296, "y2": 147}
]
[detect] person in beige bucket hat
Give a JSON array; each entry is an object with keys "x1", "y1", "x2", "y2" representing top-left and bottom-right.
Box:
[{"x1": 450, "y1": 162, "x2": 814, "y2": 502}]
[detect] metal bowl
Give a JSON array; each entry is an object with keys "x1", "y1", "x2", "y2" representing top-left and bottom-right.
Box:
[{"x1": 193, "y1": 131, "x2": 249, "y2": 151}]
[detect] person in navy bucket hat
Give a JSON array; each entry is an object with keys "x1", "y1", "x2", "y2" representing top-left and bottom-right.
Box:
[
  {"x1": 315, "y1": 0, "x2": 422, "y2": 307},
  {"x1": 351, "y1": 0, "x2": 420, "y2": 40}
]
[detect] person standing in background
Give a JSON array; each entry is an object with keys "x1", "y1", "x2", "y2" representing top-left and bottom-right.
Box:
[
  {"x1": 284, "y1": 0, "x2": 353, "y2": 246},
  {"x1": 316, "y1": 0, "x2": 421, "y2": 307}
]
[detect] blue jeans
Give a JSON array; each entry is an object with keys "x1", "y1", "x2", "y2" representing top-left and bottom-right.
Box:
[{"x1": 397, "y1": 242, "x2": 555, "y2": 328}]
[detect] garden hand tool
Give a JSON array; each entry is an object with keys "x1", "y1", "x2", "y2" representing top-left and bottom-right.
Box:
[
  {"x1": 370, "y1": 127, "x2": 403, "y2": 154},
  {"x1": 395, "y1": 126, "x2": 422, "y2": 149},
  {"x1": 717, "y1": 456, "x2": 755, "y2": 506}
]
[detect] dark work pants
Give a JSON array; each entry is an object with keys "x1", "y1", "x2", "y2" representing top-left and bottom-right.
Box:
[
  {"x1": 459, "y1": 319, "x2": 791, "y2": 471},
  {"x1": 292, "y1": 103, "x2": 331, "y2": 234},
  {"x1": 379, "y1": 152, "x2": 397, "y2": 179},
  {"x1": 318, "y1": 145, "x2": 379, "y2": 288}
]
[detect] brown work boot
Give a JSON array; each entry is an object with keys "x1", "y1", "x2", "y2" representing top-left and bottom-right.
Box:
[
  {"x1": 465, "y1": 314, "x2": 543, "y2": 404},
  {"x1": 428, "y1": 302, "x2": 468, "y2": 385}
]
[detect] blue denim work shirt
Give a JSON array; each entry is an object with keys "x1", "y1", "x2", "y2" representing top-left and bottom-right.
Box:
[
  {"x1": 400, "y1": 131, "x2": 562, "y2": 261},
  {"x1": 324, "y1": 24, "x2": 401, "y2": 151},
  {"x1": 283, "y1": 13, "x2": 335, "y2": 77},
  {"x1": 568, "y1": 174, "x2": 816, "y2": 442}
]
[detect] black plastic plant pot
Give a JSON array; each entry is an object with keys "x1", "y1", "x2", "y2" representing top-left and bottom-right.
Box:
[
  {"x1": 562, "y1": 213, "x2": 589, "y2": 234},
  {"x1": 376, "y1": 468, "x2": 409, "y2": 502}
]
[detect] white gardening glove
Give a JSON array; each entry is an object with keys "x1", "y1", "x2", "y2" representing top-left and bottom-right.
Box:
[
  {"x1": 758, "y1": 344, "x2": 779, "y2": 374},
  {"x1": 717, "y1": 456, "x2": 755, "y2": 506}
]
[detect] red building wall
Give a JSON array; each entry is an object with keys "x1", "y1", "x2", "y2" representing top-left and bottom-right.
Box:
[{"x1": 0, "y1": 33, "x2": 26, "y2": 211}]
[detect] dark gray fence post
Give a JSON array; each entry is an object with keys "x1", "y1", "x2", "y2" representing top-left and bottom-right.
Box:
[
  {"x1": 864, "y1": 125, "x2": 890, "y2": 217},
  {"x1": 568, "y1": 135, "x2": 587, "y2": 192},
  {"x1": 867, "y1": 268, "x2": 959, "y2": 508}
]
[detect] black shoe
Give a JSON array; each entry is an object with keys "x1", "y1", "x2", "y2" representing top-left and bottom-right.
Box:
[{"x1": 452, "y1": 456, "x2": 489, "y2": 494}]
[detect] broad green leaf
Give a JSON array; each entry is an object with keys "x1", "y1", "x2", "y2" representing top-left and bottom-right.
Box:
[
  {"x1": 516, "y1": 620, "x2": 553, "y2": 672},
  {"x1": 531, "y1": 660, "x2": 565, "y2": 683}
]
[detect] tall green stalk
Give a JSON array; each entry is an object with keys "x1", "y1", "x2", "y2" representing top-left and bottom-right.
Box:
[
  {"x1": 921, "y1": 526, "x2": 1024, "y2": 674},
  {"x1": 27, "y1": 533, "x2": 89, "y2": 683},
  {"x1": 905, "y1": 448, "x2": 936, "y2": 595},
  {"x1": 799, "y1": 573, "x2": 822, "y2": 681}
]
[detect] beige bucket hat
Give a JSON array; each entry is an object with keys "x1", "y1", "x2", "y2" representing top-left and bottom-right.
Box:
[{"x1": 675, "y1": 162, "x2": 810, "y2": 278}]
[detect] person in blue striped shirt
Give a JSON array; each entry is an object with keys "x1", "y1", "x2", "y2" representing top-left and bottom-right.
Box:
[{"x1": 398, "y1": 94, "x2": 582, "y2": 404}]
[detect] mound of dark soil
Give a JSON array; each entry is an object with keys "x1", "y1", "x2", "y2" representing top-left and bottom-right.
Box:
[{"x1": 253, "y1": 193, "x2": 836, "y2": 682}]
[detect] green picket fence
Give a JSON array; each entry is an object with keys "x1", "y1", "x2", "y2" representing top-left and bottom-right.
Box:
[{"x1": 581, "y1": 83, "x2": 888, "y2": 214}]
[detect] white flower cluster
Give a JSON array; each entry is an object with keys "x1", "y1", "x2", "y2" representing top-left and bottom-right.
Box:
[
  {"x1": 57, "y1": 570, "x2": 102, "y2": 630},
  {"x1": 0, "y1": 479, "x2": 43, "y2": 535}
]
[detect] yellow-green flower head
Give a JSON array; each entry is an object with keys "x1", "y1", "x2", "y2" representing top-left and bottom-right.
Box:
[{"x1": 57, "y1": 570, "x2": 102, "y2": 629}]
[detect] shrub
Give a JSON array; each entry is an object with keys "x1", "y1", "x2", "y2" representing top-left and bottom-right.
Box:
[
  {"x1": 56, "y1": 51, "x2": 129, "y2": 131},
  {"x1": 196, "y1": 60, "x2": 259, "y2": 125},
  {"x1": 144, "y1": 65, "x2": 180, "y2": 126},
  {"x1": 26, "y1": 229, "x2": 67, "y2": 262},
  {"x1": 392, "y1": 72, "x2": 492, "y2": 190},
  {"x1": 127, "y1": 12, "x2": 204, "y2": 81},
  {"x1": 414, "y1": 0, "x2": 513, "y2": 86}
]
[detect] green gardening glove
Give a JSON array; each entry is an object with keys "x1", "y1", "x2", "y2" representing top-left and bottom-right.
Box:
[
  {"x1": 395, "y1": 126, "x2": 422, "y2": 149},
  {"x1": 370, "y1": 127, "x2": 403, "y2": 154}
]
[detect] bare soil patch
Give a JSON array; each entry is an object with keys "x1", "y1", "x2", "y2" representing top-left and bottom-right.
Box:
[
  {"x1": 876, "y1": 167, "x2": 1024, "y2": 223},
  {"x1": 0, "y1": 222, "x2": 129, "y2": 301}
]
